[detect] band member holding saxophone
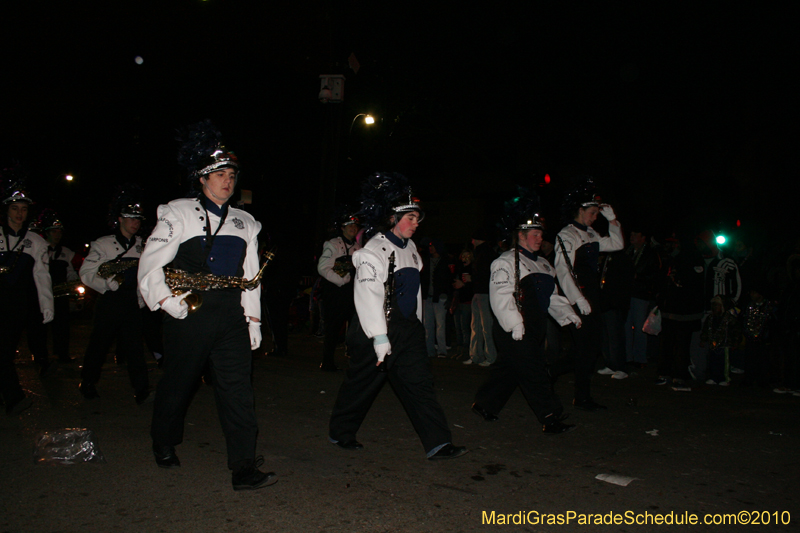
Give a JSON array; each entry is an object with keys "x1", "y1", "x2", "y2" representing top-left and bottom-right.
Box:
[
  {"x1": 328, "y1": 172, "x2": 467, "y2": 461},
  {"x1": 316, "y1": 208, "x2": 361, "y2": 371},
  {"x1": 0, "y1": 172, "x2": 53, "y2": 415},
  {"x1": 138, "y1": 121, "x2": 275, "y2": 491},
  {"x1": 79, "y1": 186, "x2": 150, "y2": 405}
]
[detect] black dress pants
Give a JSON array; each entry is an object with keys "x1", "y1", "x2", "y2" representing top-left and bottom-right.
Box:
[
  {"x1": 321, "y1": 282, "x2": 354, "y2": 369},
  {"x1": 329, "y1": 313, "x2": 452, "y2": 455},
  {"x1": 474, "y1": 324, "x2": 563, "y2": 423},
  {"x1": 80, "y1": 290, "x2": 148, "y2": 394},
  {"x1": 0, "y1": 289, "x2": 28, "y2": 407},
  {"x1": 151, "y1": 291, "x2": 257, "y2": 470},
  {"x1": 549, "y1": 314, "x2": 601, "y2": 402}
]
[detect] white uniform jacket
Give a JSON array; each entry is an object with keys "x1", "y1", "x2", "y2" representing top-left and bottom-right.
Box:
[
  {"x1": 137, "y1": 197, "x2": 262, "y2": 320},
  {"x1": 554, "y1": 222, "x2": 623, "y2": 304},
  {"x1": 490, "y1": 249, "x2": 578, "y2": 333},
  {"x1": 80, "y1": 234, "x2": 145, "y2": 307},
  {"x1": 317, "y1": 236, "x2": 361, "y2": 287},
  {"x1": 49, "y1": 246, "x2": 79, "y2": 282},
  {"x1": 353, "y1": 232, "x2": 422, "y2": 340},
  {"x1": 0, "y1": 228, "x2": 54, "y2": 315}
]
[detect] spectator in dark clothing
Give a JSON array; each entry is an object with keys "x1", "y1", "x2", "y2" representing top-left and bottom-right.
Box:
[
  {"x1": 656, "y1": 241, "x2": 705, "y2": 390},
  {"x1": 597, "y1": 250, "x2": 634, "y2": 378},
  {"x1": 463, "y1": 229, "x2": 498, "y2": 366},
  {"x1": 451, "y1": 249, "x2": 474, "y2": 358},
  {"x1": 741, "y1": 284, "x2": 777, "y2": 387},
  {"x1": 624, "y1": 228, "x2": 662, "y2": 368},
  {"x1": 421, "y1": 238, "x2": 454, "y2": 357}
]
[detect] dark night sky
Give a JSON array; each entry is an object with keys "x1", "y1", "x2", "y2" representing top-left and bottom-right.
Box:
[{"x1": 1, "y1": 2, "x2": 793, "y2": 257}]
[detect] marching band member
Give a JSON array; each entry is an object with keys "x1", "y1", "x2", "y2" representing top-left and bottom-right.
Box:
[
  {"x1": 317, "y1": 209, "x2": 361, "y2": 371},
  {"x1": 552, "y1": 178, "x2": 623, "y2": 411},
  {"x1": 0, "y1": 174, "x2": 53, "y2": 415},
  {"x1": 472, "y1": 188, "x2": 580, "y2": 433},
  {"x1": 138, "y1": 121, "x2": 275, "y2": 491},
  {"x1": 328, "y1": 172, "x2": 467, "y2": 460},
  {"x1": 78, "y1": 186, "x2": 150, "y2": 405}
]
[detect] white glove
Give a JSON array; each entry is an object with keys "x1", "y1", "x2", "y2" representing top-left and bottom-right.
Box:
[
  {"x1": 342, "y1": 273, "x2": 351, "y2": 285},
  {"x1": 161, "y1": 292, "x2": 192, "y2": 320},
  {"x1": 599, "y1": 205, "x2": 616, "y2": 221},
  {"x1": 106, "y1": 279, "x2": 120, "y2": 291},
  {"x1": 511, "y1": 323, "x2": 525, "y2": 341},
  {"x1": 374, "y1": 340, "x2": 392, "y2": 364},
  {"x1": 576, "y1": 297, "x2": 592, "y2": 315},
  {"x1": 248, "y1": 320, "x2": 262, "y2": 350},
  {"x1": 567, "y1": 314, "x2": 582, "y2": 329},
  {"x1": 42, "y1": 309, "x2": 54, "y2": 324}
]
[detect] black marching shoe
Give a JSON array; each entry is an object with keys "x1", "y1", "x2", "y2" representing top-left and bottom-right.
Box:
[
  {"x1": 471, "y1": 403, "x2": 499, "y2": 422},
  {"x1": 153, "y1": 444, "x2": 181, "y2": 468},
  {"x1": 78, "y1": 382, "x2": 100, "y2": 400},
  {"x1": 232, "y1": 456, "x2": 277, "y2": 491},
  {"x1": 542, "y1": 414, "x2": 576, "y2": 435},
  {"x1": 428, "y1": 444, "x2": 468, "y2": 460},
  {"x1": 572, "y1": 398, "x2": 607, "y2": 412},
  {"x1": 334, "y1": 439, "x2": 364, "y2": 450}
]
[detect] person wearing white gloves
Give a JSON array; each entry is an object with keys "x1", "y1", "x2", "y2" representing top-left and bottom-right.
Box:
[
  {"x1": 79, "y1": 193, "x2": 151, "y2": 405},
  {"x1": 328, "y1": 172, "x2": 467, "y2": 460},
  {"x1": 0, "y1": 180, "x2": 53, "y2": 415},
  {"x1": 553, "y1": 179, "x2": 623, "y2": 411},
  {"x1": 316, "y1": 210, "x2": 361, "y2": 371},
  {"x1": 137, "y1": 122, "x2": 274, "y2": 491},
  {"x1": 472, "y1": 189, "x2": 581, "y2": 434}
]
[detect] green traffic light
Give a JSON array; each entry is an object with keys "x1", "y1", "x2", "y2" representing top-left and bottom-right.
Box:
[{"x1": 716, "y1": 235, "x2": 727, "y2": 245}]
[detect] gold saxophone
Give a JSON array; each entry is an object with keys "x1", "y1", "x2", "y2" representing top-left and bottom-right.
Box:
[
  {"x1": 164, "y1": 248, "x2": 275, "y2": 313},
  {"x1": 97, "y1": 258, "x2": 139, "y2": 285}
]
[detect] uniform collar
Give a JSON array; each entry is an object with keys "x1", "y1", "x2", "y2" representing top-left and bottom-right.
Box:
[
  {"x1": 202, "y1": 195, "x2": 229, "y2": 218},
  {"x1": 571, "y1": 221, "x2": 589, "y2": 232},
  {"x1": 519, "y1": 247, "x2": 539, "y2": 261},
  {"x1": 384, "y1": 231, "x2": 408, "y2": 249}
]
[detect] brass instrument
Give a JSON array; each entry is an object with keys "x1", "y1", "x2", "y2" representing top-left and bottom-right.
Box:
[
  {"x1": 53, "y1": 281, "x2": 87, "y2": 299},
  {"x1": 97, "y1": 258, "x2": 139, "y2": 285},
  {"x1": 332, "y1": 254, "x2": 354, "y2": 277},
  {"x1": 0, "y1": 265, "x2": 9, "y2": 275},
  {"x1": 164, "y1": 248, "x2": 275, "y2": 314}
]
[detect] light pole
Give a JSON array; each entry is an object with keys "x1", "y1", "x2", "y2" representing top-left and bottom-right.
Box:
[{"x1": 347, "y1": 114, "x2": 375, "y2": 161}]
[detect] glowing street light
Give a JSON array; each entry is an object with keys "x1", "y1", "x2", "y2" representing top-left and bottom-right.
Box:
[{"x1": 65, "y1": 174, "x2": 74, "y2": 182}]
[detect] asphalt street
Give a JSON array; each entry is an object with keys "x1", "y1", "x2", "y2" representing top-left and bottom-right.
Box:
[{"x1": 2, "y1": 315, "x2": 798, "y2": 533}]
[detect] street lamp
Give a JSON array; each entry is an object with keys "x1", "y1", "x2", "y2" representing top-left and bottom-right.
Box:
[{"x1": 348, "y1": 114, "x2": 375, "y2": 161}]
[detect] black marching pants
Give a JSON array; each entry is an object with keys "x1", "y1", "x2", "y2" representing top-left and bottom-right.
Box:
[
  {"x1": 151, "y1": 291, "x2": 257, "y2": 470},
  {"x1": 81, "y1": 290, "x2": 149, "y2": 393},
  {"x1": 0, "y1": 290, "x2": 28, "y2": 407},
  {"x1": 321, "y1": 282, "x2": 354, "y2": 368},
  {"x1": 474, "y1": 323, "x2": 563, "y2": 423},
  {"x1": 329, "y1": 313, "x2": 452, "y2": 455},
  {"x1": 550, "y1": 313, "x2": 601, "y2": 402}
]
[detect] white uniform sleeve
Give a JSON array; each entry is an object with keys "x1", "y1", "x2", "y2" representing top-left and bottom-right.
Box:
[
  {"x1": 63, "y1": 248, "x2": 79, "y2": 282},
  {"x1": 32, "y1": 240, "x2": 54, "y2": 316},
  {"x1": 599, "y1": 221, "x2": 624, "y2": 252},
  {"x1": 317, "y1": 239, "x2": 347, "y2": 287},
  {"x1": 553, "y1": 229, "x2": 583, "y2": 305},
  {"x1": 138, "y1": 204, "x2": 185, "y2": 310},
  {"x1": 489, "y1": 254, "x2": 523, "y2": 333},
  {"x1": 353, "y1": 247, "x2": 388, "y2": 339},
  {"x1": 548, "y1": 285, "x2": 580, "y2": 326},
  {"x1": 240, "y1": 218, "x2": 262, "y2": 319},
  {"x1": 80, "y1": 239, "x2": 110, "y2": 294}
]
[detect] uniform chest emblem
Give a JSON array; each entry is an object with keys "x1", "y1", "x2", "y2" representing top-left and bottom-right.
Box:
[
  {"x1": 231, "y1": 217, "x2": 244, "y2": 230},
  {"x1": 23, "y1": 239, "x2": 32, "y2": 248},
  {"x1": 136, "y1": 244, "x2": 143, "y2": 254},
  {"x1": 412, "y1": 253, "x2": 418, "y2": 267}
]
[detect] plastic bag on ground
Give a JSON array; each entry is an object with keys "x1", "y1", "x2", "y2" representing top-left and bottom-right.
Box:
[{"x1": 33, "y1": 429, "x2": 106, "y2": 465}]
